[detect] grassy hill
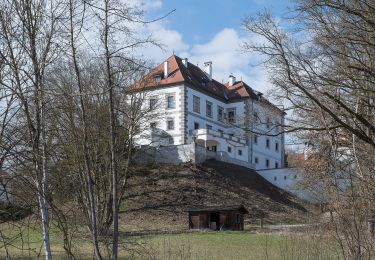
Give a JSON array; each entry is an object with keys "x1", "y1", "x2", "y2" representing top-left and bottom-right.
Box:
[
  {"x1": 121, "y1": 160, "x2": 313, "y2": 233},
  {"x1": 0, "y1": 160, "x2": 319, "y2": 259}
]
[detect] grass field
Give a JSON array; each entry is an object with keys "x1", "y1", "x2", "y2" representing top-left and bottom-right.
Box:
[
  {"x1": 0, "y1": 223, "x2": 339, "y2": 259},
  {"x1": 137, "y1": 232, "x2": 338, "y2": 260}
]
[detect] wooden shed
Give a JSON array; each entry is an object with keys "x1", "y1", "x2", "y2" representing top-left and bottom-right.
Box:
[{"x1": 186, "y1": 205, "x2": 248, "y2": 231}]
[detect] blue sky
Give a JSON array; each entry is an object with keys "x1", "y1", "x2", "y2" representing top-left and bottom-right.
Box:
[
  {"x1": 147, "y1": 0, "x2": 293, "y2": 46},
  {"x1": 137, "y1": 0, "x2": 294, "y2": 93}
]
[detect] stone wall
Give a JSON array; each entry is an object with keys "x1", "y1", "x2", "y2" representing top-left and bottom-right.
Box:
[
  {"x1": 134, "y1": 143, "x2": 195, "y2": 165},
  {"x1": 133, "y1": 143, "x2": 255, "y2": 169}
]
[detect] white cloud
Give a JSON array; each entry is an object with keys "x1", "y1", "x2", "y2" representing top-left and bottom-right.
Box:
[
  {"x1": 143, "y1": 0, "x2": 162, "y2": 10},
  {"x1": 136, "y1": 2, "x2": 273, "y2": 94},
  {"x1": 188, "y1": 28, "x2": 253, "y2": 83},
  {"x1": 137, "y1": 22, "x2": 189, "y2": 64},
  {"x1": 186, "y1": 28, "x2": 272, "y2": 93},
  {"x1": 127, "y1": 0, "x2": 162, "y2": 11}
]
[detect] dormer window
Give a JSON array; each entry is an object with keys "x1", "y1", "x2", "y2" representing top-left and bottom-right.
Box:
[
  {"x1": 154, "y1": 75, "x2": 162, "y2": 82},
  {"x1": 201, "y1": 77, "x2": 208, "y2": 87}
]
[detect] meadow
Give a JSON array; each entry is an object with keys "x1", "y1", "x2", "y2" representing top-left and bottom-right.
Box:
[{"x1": 0, "y1": 223, "x2": 339, "y2": 259}]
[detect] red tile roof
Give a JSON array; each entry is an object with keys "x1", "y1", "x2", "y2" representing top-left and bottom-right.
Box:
[
  {"x1": 133, "y1": 55, "x2": 229, "y2": 100},
  {"x1": 224, "y1": 81, "x2": 259, "y2": 100},
  {"x1": 133, "y1": 55, "x2": 284, "y2": 113}
]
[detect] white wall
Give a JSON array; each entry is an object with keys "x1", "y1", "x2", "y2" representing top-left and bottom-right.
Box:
[
  {"x1": 134, "y1": 85, "x2": 185, "y2": 146},
  {"x1": 193, "y1": 129, "x2": 249, "y2": 161},
  {"x1": 186, "y1": 87, "x2": 229, "y2": 134},
  {"x1": 252, "y1": 101, "x2": 284, "y2": 170},
  {"x1": 133, "y1": 83, "x2": 285, "y2": 170},
  {"x1": 186, "y1": 87, "x2": 247, "y2": 161},
  {"x1": 256, "y1": 168, "x2": 319, "y2": 202}
]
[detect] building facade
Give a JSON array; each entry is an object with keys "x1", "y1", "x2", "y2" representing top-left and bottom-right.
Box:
[{"x1": 133, "y1": 55, "x2": 285, "y2": 170}]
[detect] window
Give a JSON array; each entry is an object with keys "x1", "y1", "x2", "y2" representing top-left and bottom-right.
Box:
[
  {"x1": 266, "y1": 117, "x2": 271, "y2": 129},
  {"x1": 238, "y1": 150, "x2": 242, "y2": 156},
  {"x1": 227, "y1": 146, "x2": 232, "y2": 153},
  {"x1": 284, "y1": 176, "x2": 287, "y2": 180},
  {"x1": 206, "y1": 124, "x2": 212, "y2": 130},
  {"x1": 206, "y1": 101, "x2": 213, "y2": 118},
  {"x1": 274, "y1": 176, "x2": 277, "y2": 181},
  {"x1": 266, "y1": 139, "x2": 270, "y2": 148},
  {"x1": 255, "y1": 157, "x2": 259, "y2": 164},
  {"x1": 254, "y1": 112, "x2": 259, "y2": 123},
  {"x1": 149, "y1": 98, "x2": 157, "y2": 110},
  {"x1": 154, "y1": 75, "x2": 162, "y2": 82},
  {"x1": 194, "y1": 122, "x2": 199, "y2": 130},
  {"x1": 275, "y1": 142, "x2": 279, "y2": 151},
  {"x1": 193, "y1": 95, "x2": 200, "y2": 113},
  {"x1": 254, "y1": 135, "x2": 258, "y2": 144},
  {"x1": 266, "y1": 159, "x2": 270, "y2": 168},
  {"x1": 167, "y1": 95, "x2": 175, "y2": 109},
  {"x1": 167, "y1": 120, "x2": 174, "y2": 130},
  {"x1": 227, "y1": 108, "x2": 236, "y2": 123},
  {"x1": 150, "y1": 122, "x2": 156, "y2": 129},
  {"x1": 168, "y1": 137, "x2": 174, "y2": 144},
  {"x1": 217, "y1": 106, "x2": 224, "y2": 121},
  {"x1": 275, "y1": 162, "x2": 279, "y2": 168},
  {"x1": 212, "y1": 146, "x2": 217, "y2": 152}
]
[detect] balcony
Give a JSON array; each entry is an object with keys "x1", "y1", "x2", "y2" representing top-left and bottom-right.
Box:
[{"x1": 188, "y1": 128, "x2": 247, "y2": 145}]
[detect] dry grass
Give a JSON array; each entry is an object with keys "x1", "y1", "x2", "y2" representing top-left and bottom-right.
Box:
[{"x1": 0, "y1": 222, "x2": 339, "y2": 259}]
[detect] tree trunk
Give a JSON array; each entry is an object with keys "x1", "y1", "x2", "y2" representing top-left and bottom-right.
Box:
[{"x1": 68, "y1": 1, "x2": 103, "y2": 258}]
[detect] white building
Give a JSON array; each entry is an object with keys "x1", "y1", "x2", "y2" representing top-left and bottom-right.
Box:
[{"x1": 132, "y1": 55, "x2": 285, "y2": 170}]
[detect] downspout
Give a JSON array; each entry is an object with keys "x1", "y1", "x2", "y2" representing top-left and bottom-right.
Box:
[
  {"x1": 281, "y1": 114, "x2": 285, "y2": 167},
  {"x1": 249, "y1": 99, "x2": 254, "y2": 166},
  {"x1": 244, "y1": 98, "x2": 254, "y2": 167}
]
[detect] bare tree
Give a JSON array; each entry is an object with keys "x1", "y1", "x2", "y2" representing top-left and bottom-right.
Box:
[
  {"x1": 242, "y1": 1, "x2": 375, "y2": 258},
  {"x1": 0, "y1": 0, "x2": 66, "y2": 258},
  {"x1": 66, "y1": 0, "x2": 103, "y2": 258},
  {"x1": 83, "y1": 0, "x2": 162, "y2": 258}
]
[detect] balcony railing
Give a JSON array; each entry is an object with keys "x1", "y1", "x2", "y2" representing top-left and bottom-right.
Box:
[{"x1": 189, "y1": 128, "x2": 247, "y2": 145}]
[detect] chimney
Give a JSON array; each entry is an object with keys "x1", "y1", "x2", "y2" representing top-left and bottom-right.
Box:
[
  {"x1": 164, "y1": 61, "x2": 168, "y2": 79},
  {"x1": 229, "y1": 74, "x2": 236, "y2": 86},
  {"x1": 182, "y1": 58, "x2": 188, "y2": 67},
  {"x1": 204, "y1": 61, "x2": 212, "y2": 80}
]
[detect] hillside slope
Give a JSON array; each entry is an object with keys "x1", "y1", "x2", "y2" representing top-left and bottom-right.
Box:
[{"x1": 121, "y1": 160, "x2": 312, "y2": 232}]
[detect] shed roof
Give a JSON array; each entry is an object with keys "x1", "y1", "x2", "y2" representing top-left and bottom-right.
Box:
[{"x1": 186, "y1": 205, "x2": 249, "y2": 214}]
